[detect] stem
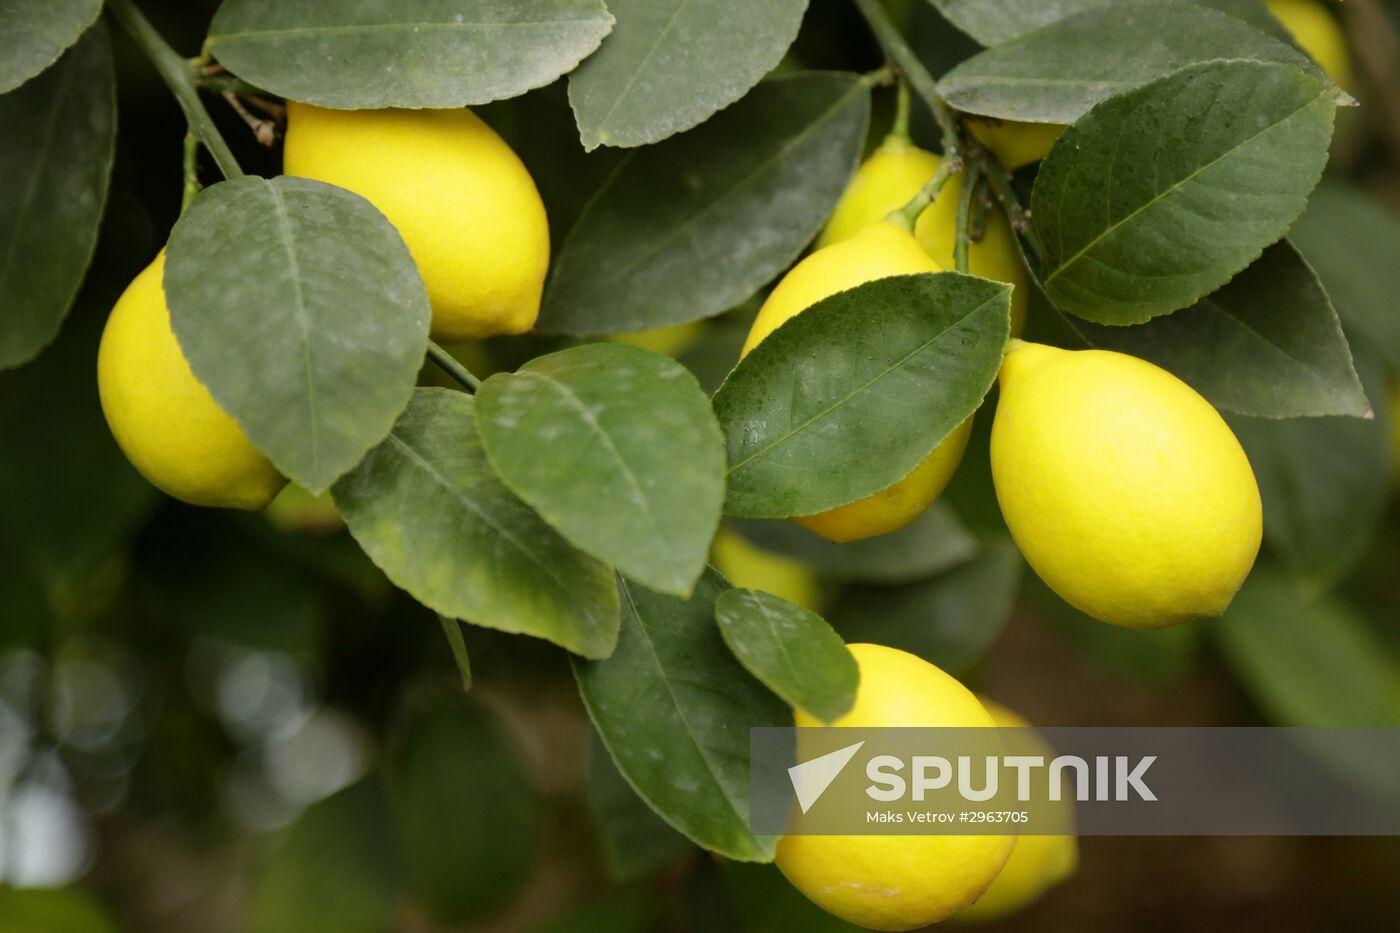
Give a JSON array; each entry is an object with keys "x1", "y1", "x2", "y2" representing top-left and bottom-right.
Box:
[
  {"x1": 438, "y1": 615, "x2": 473, "y2": 692},
  {"x1": 180, "y1": 131, "x2": 201, "y2": 213},
  {"x1": 107, "y1": 0, "x2": 243, "y2": 180},
  {"x1": 976, "y1": 142, "x2": 1044, "y2": 265},
  {"x1": 887, "y1": 159, "x2": 958, "y2": 232},
  {"x1": 851, "y1": 0, "x2": 960, "y2": 161},
  {"x1": 426, "y1": 341, "x2": 482, "y2": 392},
  {"x1": 890, "y1": 79, "x2": 911, "y2": 141},
  {"x1": 954, "y1": 162, "x2": 981, "y2": 274}
]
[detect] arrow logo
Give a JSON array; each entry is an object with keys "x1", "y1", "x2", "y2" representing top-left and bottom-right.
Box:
[{"x1": 788, "y1": 741, "x2": 865, "y2": 814}]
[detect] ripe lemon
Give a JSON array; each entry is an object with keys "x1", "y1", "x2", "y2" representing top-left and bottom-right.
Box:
[
  {"x1": 817, "y1": 136, "x2": 1027, "y2": 336},
  {"x1": 777, "y1": 643, "x2": 1014, "y2": 931},
  {"x1": 991, "y1": 342, "x2": 1261, "y2": 629},
  {"x1": 711, "y1": 528, "x2": 823, "y2": 611},
  {"x1": 743, "y1": 222, "x2": 971, "y2": 542},
  {"x1": 955, "y1": 699, "x2": 1077, "y2": 924},
  {"x1": 283, "y1": 103, "x2": 549, "y2": 342},
  {"x1": 965, "y1": 118, "x2": 1063, "y2": 170},
  {"x1": 97, "y1": 253, "x2": 286, "y2": 509},
  {"x1": 610, "y1": 320, "x2": 706, "y2": 358},
  {"x1": 1266, "y1": 0, "x2": 1351, "y2": 87}
]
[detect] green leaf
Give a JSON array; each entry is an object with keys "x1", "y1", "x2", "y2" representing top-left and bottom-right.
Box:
[
  {"x1": 1032, "y1": 60, "x2": 1337, "y2": 325},
  {"x1": 1289, "y1": 179, "x2": 1400, "y2": 375},
  {"x1": 333, "y1": 389, "x2": 621, "y2": 659},
  {"x1": 930, "y1": 0, "x2": 1295, "y2": 46},
  {"x1": 715, "y1": 588, "x2": 858, "y2": 723},
  {"x1": 207, "y1": 0, "x2": 614, "y2": 109},
  {"x1": 729, "y1": 502, "x2": 977, "y2": 584},
  {"x1": 539, "y1": 72, "x2": 870, "y2": 335},
  {"x1": 714, "y1": 273, "x2": 1010, "y2": 519},
  {"x1": 248, "y1": 780, "x2": 397, "y2": 933},
  {"x1": 829, "y1": 537, "x2": 1022, "y2": 677},
  {"x1": 0, "y1": 24, "x2": 114, "y2": 370},
  {"x1": 0, "y1": 0, "x2": 101, "y2": 93},
  {"x1": 391, "y1": 700, "x2": 537, "y2": 923},
  {"x1": 1064, "y1": 241, "x2": 1368, "y2": 418},
  {"x1": 938, "y1": 2, "x2": 1319, "y2": 125},
  {"x1": 719, "y1": 861, "x2": 864, "y2": 933},
  {"x1": 573, "y1": 569, "x2": 787, "y2": 861},
  {"x1": 568, "y1": 0, "x2": 808, "y2": 149},
  {"x1": 477, "y1": 343, "x2": 725, "y2": 596},
  {"x1": 586, "y1": 728, "x2": 695, "y2": 881},
  {"x1": 165, "y1": 176, "x2": 430, "y2": 492}
]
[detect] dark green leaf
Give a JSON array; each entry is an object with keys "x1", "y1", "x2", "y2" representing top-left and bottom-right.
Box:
[
  {"x1": 391, "y1": 700, "x2": 537, "y2": 922},
  {"x1": 715, "y1": 588, "x2": 858, "y2": 723},
  {"x1": 719, "y1": 861, "x2": 864, "y2": 933},
  {"x1": 1065, "y1": 241, "x2": 1367, "y2": 418},
  {"x1": 829, "y1": 537, "x2": 1022, "y2": 676},
  {"x1": 0, "y1": 0, "x2": 101, "y2": 93},
  {"x1": 165, "y1": 176, "x2": 430, "y2": 492},
  {"x1": 568, "y1": 0, "x2": 808, "y2": 149},
  {"x1": 540, "y1": 73, "x2": 870, "y2": 335},
  {"x1": 437, "y1": 615, "x2": 473, "y2": 691},
  {"x1": 586, "y1": 728, "x2": 694, "y2": 881},
  {"x1": 1033, "y1": 60, "x2": 1337, "y2": 324},
  {"x1": 208, "y1": 0, "x2": 614, "y2": 109},
  {"x1": 477, "y1": 343, "x2": 725, "y2": 596},
  {"x1": 939, "y1": 2, "x2": 1319, "y2": 125},
  {"x1": 930, "y1": 0, "x2": 1294, "y2": 46},
  {"x1": 714, "y1": 273, "x2": 1010, "y2": 518},
  {"x1": 333, "y1": 390, "x2": 621, "y2": 659},
  {"x1": 0, "y1": 24, "x2": 114, "y2": 370},
  {"x1": 573, "y1": 569, "x2": 786, "y2": 861},
  {"x1": 730, "y1": 502, "x2": 977, "y2": 584}
]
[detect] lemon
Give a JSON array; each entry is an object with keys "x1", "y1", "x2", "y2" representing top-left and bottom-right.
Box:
[
  {"x1": 283, "y1": 102, "x2": 550, "y2": 342},
  {"x1": 610, "y1": 320, "x2": 706, "y2": 358},
  {"x1": 955, "y1": 699, "x2": 1077, "y2": 924},
  {"x1": 97, "y1": 253, "x2": 286, "y2": 510},
  {"x1": 1266, "y1": 0, "x2": 1351, "y2": 87},
  {"x1": 965, "y1": 118, "x2": 1064, "y2": 170},
  {"x1": 711, "y1": 528, "x2": 823, "y2": 611},
  {"x1": 777, "y1": 643, "x2": 1014, "y2": 931},
  {"x1": 742, "y1": 222, "x2": 970, "y2": 542},
  {"x1": 991, "y1": 342, "x2": 1261, "y2": 629},
  {"x1": 817, "y1": 136, "x2": 1027, "y2": 336}
]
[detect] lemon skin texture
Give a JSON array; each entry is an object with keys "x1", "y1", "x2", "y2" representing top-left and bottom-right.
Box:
[
  {"x1": 966, "y1": 118, "x2": 1064, "y2": 170},
  {"x1": 955, "y1": 699, "x2": 1077, "y2": 924},
  {"x1": 711, "y1": 528, "x2": 823, "y2": 611},
  {"x1": 991, "y1": 342, "x2": 1262, "y2": 629},
  {"x1": 777, "y1": 644, "x2": 1015, "y2": 931},
  {"x1": 817, "y1": 138, "x2": 1027, "y2": 337},
  {"x1": 742, "y1": 222, "x2": 969, "y2": 542},
  {"x1": 283, "y1": 102, "x2": 549, "y2": 342},
  {"x1": 1266, "y1": 0, "x2": 1351, "y2": 87},
  {"x1": 97, "y1": 254, "x2": 286, "y2": 510}
]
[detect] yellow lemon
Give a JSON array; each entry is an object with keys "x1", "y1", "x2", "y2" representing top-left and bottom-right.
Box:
[
  {"x1": 711, "y1": 528, "x2": 823, "y2": 611},
  {"x1": 965, "y1": 118, "x2": 1064, "y2": 170},
  {"x1": 991, "y1": 342, "x2": 1261, "y2": 629},
  {"x1": 283, "y1": 102, "x2": 549, "y2": 342},
  {"x1": 777, "y1": 643, "x2": 1014, "y2": 931},
  {"x1": 98, "y1": 253, "x2": 286, "y2": 509},
  {"x1": 1266, "y1": 0, "x2": 1351, "y2": 87},
  {"x1": 817, "y1": 136, "x2": 1028, "y2": 336},
  {"x1": 955, "y1": 699, "x2": 1078, "y2": 924},
  {"x1": 610, "y1": 320, "x2": 706, "y2": 358},
  {"x1": 742, "y1": 222, "x2": 970, "y2": 542}
]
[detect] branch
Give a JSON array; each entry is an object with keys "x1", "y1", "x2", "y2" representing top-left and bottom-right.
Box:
[
  {"x1": 851, "y1": 0, "x2": 961, "y2": 161},
  {"x1": 887, "y1": 158, "x2": 959, "y2": 232},
  {"x1": 954, "y1": 162, "x2": 982, "y2": 274},
  {"x1": 426, "y1": 342, "x2": 483, "y2": 392}
]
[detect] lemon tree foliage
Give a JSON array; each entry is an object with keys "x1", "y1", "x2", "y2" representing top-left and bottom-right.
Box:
[
  {"x1": 938, "y1": 3, "x2": 1320, "y2": 125},
  {"x1": 930, "y1": 0, "x2": 1293, "y2": 46},
  {"x1": 207, "y1": 0, "x2": 615, "y2": 110},
  {"x1": 477, "y1": 343, "x2": 725, "y2": 597},
  {"x1": 715, "y1": 588, "x2": 859, "y2": 723},
  {"x1": 540, "y1": 73, "x2": 870, "y2": 335},
  {"x1": 568, "y1": 0, "x2": 808, "y2": 150},
  {"x1": 0, "y1": 25, "x2": 113, "y2": 371},
  {"x1": 1034, "y1": 60, "x2": 1337, "y2": 324},
  {"x1": 573, "y1": 570, "x2": 787, "y2": 862},
  {"x1": 0, "y1": 0, "x2": 102, "y2": 93},
  {"x1": 164, "y1": 176, "x2": 429, "y2": 492},
  {"x1": 715, "y1": 273, "x2": 1010, "y2": 518},
  {"x1": 334, "y1": 390, "x2": 621, "y2": 659},
  {"x1": 586, "y1": 730, "x2": 694, "y2": 882}
]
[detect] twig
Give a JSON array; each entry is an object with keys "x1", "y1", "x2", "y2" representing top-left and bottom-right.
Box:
[
  {"x1": 426, "y1": 342, "x2": 483, "y2": 392},
  {"x1": 851, "y1": 0, "x2": 961, "y2": 161},
  {"x1": 887, "y1": 158, "x2": 959, "y2": 232},
  {"x1": 954, "y1": 161, "x2": 982, "y2": 274},
  {"x1": 180, "y1": 131, "x2": 201, "y2": 213},
  {"x1": 222, "y1": 89, "x2": 278, "y2": 146}
]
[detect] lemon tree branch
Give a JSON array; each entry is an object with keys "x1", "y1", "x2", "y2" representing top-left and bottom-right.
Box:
[
  {"x1": 851, "y1": 0, "x2": 961, "y2": 162},
  {"x1": 954, "y1": 161, "x2": 981, "y2": 274}
]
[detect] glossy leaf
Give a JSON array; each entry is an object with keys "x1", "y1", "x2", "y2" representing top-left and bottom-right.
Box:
[
  {"x1": 333, "y1": 390, "x2": 621, "y2": 658},
  {"x1": 0, "y1": 25, "x2": 114, "y2": 370},
  {"x1": 1033, "y1": 60, "x2": 1336, "y2": 325},
  {"x1": 931, "y1": 0, "x2": 1294, "y2": 46},
  {"x1": 207, "y1": 0, "x2": 614, "y2": 109},
  {"x1": 1067, "y1": 241, "x2": 1367, "y2": 418},
  {"x1": 165, "y1": 176, "x2": 429, "y2": 491},
  {"x1": 715, "y1": 589, "x2": 858, "y2": 723},
  {"x1": 573, "y1": 569, "x2": 786, "y2": 861},
  {"x1": 477, "y1": 343, "x2": 725, "y2": 596},
  {"x1": 714, "y1": 273, "x2": 1010, "y2": 519},
  {"x1": 568, "y1": 0, "x2": 807, "y2": 149},
  {"x1": 587, "y1": 729, "x2": 694, "y2": 881},
  {"x1": 540, "y1": 73, "x2": 870, "y2": 335},
  {"x1": 0, "y1": 0, "x2": 101, "y2": 93},
  {"x1": 939, "y1": 2, "x2": 1318, "y2": 125}
]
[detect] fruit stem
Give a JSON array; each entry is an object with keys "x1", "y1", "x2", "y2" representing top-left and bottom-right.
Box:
[
  {"x1": 970, "y1": 136, "x2": 1046, "y2": 265},
  {"x1": 426, "y1": 342, "x2": 483, "y2": 392},
  {"x1": 953, "y1": 161, "x2": 982, "y2": 274},
  {"x1": 107, "y1": 0, "x2": 244, "y2": 181},
  {"x1": 438, "y1": 615, "x2": 473, "y2": 692},
  {"x1": 887, "y1": 159, "x2": 958, "y2": 233},
  {"x1": 890, "y1": 79, "x2": 912, "y2": 141},
  {"x1": 180, "y1": 130, "x2": 201, "y2": 214}
]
